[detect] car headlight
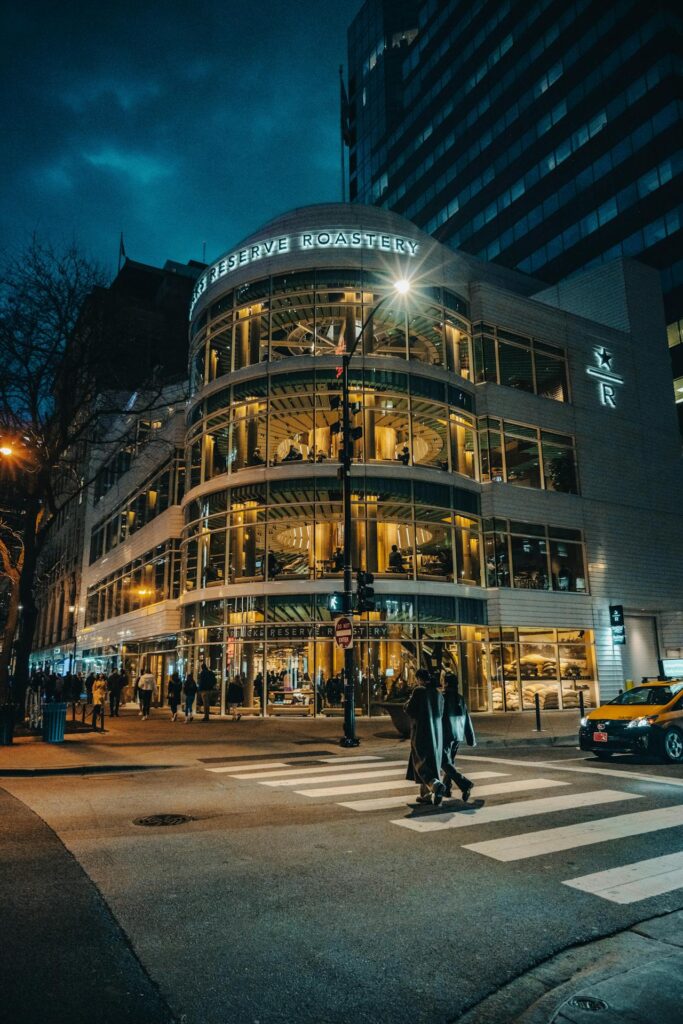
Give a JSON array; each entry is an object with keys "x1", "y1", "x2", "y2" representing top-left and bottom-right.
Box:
[
  {"x1": 580, "y1": 717, "x2": 588, "y2": 727},
  {"x1": 626, "y1": 715, "x2": 658, "y2": 729}
]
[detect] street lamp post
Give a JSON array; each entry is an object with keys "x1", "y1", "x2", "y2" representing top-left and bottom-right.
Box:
[{"x1": 339, "y1": 278, "x2": 411, "y2": 748}]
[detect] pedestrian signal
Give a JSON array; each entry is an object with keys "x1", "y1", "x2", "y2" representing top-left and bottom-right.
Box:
[{"x1": 356, "y1": 570, "x2": 375, "y2": 612}]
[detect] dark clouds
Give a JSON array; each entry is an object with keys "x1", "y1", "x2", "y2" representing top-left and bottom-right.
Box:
[{"x1": 1, "y1": 1, "x2": 357, "y2": 275}]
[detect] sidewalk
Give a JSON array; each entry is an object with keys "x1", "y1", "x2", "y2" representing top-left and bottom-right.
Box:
[
  {"x1": 0, "y1": 707, "x2": 581, "y2": 775},
  {"x1": 457, "y1": 909, "x2": 683, "y2": 1024}
]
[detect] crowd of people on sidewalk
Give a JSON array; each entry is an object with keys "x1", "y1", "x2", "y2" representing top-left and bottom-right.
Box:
[
  {"x1": 23, "y1": 663, "x2": 218, "y2": 726},
  {"x1": 405, "y1": 669, "x2": 477, "y2": 806}
]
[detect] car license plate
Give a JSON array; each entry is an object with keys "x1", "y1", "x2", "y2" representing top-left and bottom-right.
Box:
[{"x1": 593, "y1": 731, "x2": 608, "y2": 743}]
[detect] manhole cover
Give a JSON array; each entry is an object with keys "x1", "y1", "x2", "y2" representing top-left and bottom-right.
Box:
[
  {"x1": 567, "y1": 996, "x2": 609, "y2": 1012},
  {"x1": 133, "y1": 813, "x2": 193, "y2": 827}
]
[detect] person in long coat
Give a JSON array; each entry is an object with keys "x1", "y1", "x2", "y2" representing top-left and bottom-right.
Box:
[
  {"x1": 404, "y1": 669, "x2": 446, "y2": 805},
  {"x1": 442, "y1": 672, "x2": 476, "y2": 802}
]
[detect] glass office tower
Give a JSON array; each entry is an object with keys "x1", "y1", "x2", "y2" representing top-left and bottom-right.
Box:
[{"x1": 347, "y1": 0, "x2": 683, "y2": 428}]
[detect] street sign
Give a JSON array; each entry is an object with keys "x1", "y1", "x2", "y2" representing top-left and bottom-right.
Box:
[
  {"x1": 609, "y1": 604, "x2": 626, "y2": 645},
  {"x1": 334, "y1": 616, "x2": 353, "y2": 649}
]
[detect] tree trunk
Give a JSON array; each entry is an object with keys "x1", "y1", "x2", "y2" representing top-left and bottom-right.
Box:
[
  {"x1": 0, "y1": 577, "x2": 20, "y2": 705},
  {"x1": 12, "y1": 497, "x2": 41, "y2": 714}
]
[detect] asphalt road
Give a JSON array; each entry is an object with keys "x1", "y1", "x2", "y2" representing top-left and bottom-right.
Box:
[{"x1": 3, "y1": 739, "x2": 683, "y2": 1024}]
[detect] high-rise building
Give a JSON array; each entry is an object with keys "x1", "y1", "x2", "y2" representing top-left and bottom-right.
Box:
[{"x1": 346, "y1": 0, "x2": 683, "y2": 426}]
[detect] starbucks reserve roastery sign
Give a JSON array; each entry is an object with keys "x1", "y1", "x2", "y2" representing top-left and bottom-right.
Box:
[{"x1": 190, "y1": 229, "x2": 421, "y2": 316}]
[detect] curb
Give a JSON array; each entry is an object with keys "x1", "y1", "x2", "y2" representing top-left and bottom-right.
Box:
[
  {"x1": 455, "y1": 910, "x2": 683, "y2": 1024},
  {"x1": 475, "y1": 734, "x2": 577, "y2": 748},
  {"x1": 0, "y1": 764, "x2": 175, "y2": 778}
]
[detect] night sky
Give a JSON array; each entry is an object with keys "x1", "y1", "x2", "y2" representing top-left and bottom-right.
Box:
[{"x1": 1, "y1": 1, "x2": 359, "y2": 277}]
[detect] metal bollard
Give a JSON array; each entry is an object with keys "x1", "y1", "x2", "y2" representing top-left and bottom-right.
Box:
[
  {"x1": 534, "y1": 691, "x2": 542, "y2": 732},
  {"x1": 579, "y1": 690, "x2": 585, "y2": 718}
]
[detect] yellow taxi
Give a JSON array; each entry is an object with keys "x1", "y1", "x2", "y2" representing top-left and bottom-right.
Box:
[{"x1": 579, "y1": 680, "x2": 683, "y2": 763}]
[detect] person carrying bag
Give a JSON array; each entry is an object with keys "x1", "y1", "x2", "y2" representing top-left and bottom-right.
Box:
[{"x1": 441, "y1": 672, "x2": 476, "y2": 802}]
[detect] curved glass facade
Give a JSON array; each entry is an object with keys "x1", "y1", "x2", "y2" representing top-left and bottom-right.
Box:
[
  {"x1": 190, "y1": 270, "x2": 470, "y2": 387},
  {"x1": 181, "y1": 222, "x2": 596, "y2": 716}
]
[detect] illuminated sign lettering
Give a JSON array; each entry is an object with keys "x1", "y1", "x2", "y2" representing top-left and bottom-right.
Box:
[
  {"x1": 586, "y1": 348, "x2": 624, "y2": 408},
  {"x1": 190, "y1": 229, "x2": 420, "y2": 316}
]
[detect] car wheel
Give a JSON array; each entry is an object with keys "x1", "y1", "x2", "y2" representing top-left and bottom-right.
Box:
[
  {"x1": 663, "y1": 728, "x2": 683, "y2": 764},
  {"x1": 594, "y1": 751, "x2": 612, "y2": 761}
]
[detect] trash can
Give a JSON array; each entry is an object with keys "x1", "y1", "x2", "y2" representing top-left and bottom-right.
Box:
[
  {"x1": 42, "y1": 702, "x2": 67, "y2": 743},
  {"x1": 0, "y1": 704, "x2": 15, "y2": 746}
]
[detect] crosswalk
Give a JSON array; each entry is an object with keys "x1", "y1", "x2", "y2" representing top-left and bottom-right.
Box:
[{"x1": 205, "y1": 752, "x2": 683, "y2": 906}]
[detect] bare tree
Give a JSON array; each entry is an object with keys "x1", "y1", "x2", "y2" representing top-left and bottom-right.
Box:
[
  {"x1": 0, "y1": 238, "x2": 172, "y2": 707},
  {"x1": 0, "y1": 520, "x2": 25, "y2": 703}
]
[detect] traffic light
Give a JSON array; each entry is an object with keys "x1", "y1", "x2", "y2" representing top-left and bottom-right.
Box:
[
  {"x1": 327, "y1": 592, "x2": 345, "y2": 615},
  {"x1": 356, "y1": 570, "x2": 375, "y2": 613}
]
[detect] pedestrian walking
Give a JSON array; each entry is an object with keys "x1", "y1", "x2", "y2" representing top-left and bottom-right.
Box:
[
  {"x1": 197, "y1": 663, "x2": 217, "y2": 721},
  {"x1": 92, "y1": 673, "x2": 107, "y2": 729},
  {"x1": 137, "y1": 666, "x2": 155, "y2": 720},
  {"x1": 405, "y1": 668, "x2": 446, "y2": 805},
  {"x1": 107, "y1": 668, "x2": 123, "y2": 717},
  {"x1": 441, "y1": 672, "x2": 476, "y2": 802},
  {"x1": 85, "y1": 671, "x2": 95, "y2": 703},
  {"x1": 167, "y1": 672, "x2": 182, "y2": 721},
  {"x1": 183, "y1": 672, "x2": 198, "y2": 722}
]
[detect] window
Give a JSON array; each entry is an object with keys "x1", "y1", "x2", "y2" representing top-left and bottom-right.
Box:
[
  {"x1": 541, "y1": 432, "x2": 578, "y2": 493},
  {"x1": 484, "y1": 520, "x2": 588, "y2": 594},
  {"x1": 479, "y1": 419, "x2": 578, "y2": 494},
  {"x1": 473, "y1": 324, "x2": 568, "y2": 401},
  {"x1": 503, "y1": 423, "x2": 541, "y2": 489}
]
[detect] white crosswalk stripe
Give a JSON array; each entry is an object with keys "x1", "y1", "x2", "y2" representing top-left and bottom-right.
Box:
[
  {"x1": 562, "y1": 850, "x2": 683, "y2": 904},
  {"x1": 206, "y1": 761, "x2": 291, "y2": 773},
  {"x1": 298, "y1": 779, "x2": 426, "y2": 798},
  {"x1": 319, "y1": 756, "x2": 383, "y2": 764},
  {"x1": 463, "y1": 804, "x2": 683, "y2": 861},
  {"x1": 339, "y1": 773, "x2": 511, "y2": 811},
  {"x1": 262, "y1": 767, "x2": 408, "y2": 787},
  {"x1": 232, "y1": 760, "x2": 405, "y2": 781},
  {"x1": 394, "y1": 789, "x2": 641, "y2": 833},
  {"x1": 206, "y1": 755, "x2": 381, "y2": 775}
]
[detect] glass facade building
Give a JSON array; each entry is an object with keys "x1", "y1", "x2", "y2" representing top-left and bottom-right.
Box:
[
  {"x1": 346, "y1": 0, "x2": 683, "y2": 429},
  {"x1": 173, "y1": 201, "x2": 683, "y2": 719},
  {"x1": 71, "y1": 204, "x2": 683, "y2": 716}
]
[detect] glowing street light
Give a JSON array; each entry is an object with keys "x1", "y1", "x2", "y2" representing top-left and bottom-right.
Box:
[{"x1": 0, "y1": 445, "x2": 14, "y2": 457}]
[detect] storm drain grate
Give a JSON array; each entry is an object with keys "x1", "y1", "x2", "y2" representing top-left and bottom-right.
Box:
[
  {"x1": 566, "y1": 996, "x2": 609, "y2": 1012},
  {"x1": 133, "y1": 813, "x2": 194, "y2": 828}
]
